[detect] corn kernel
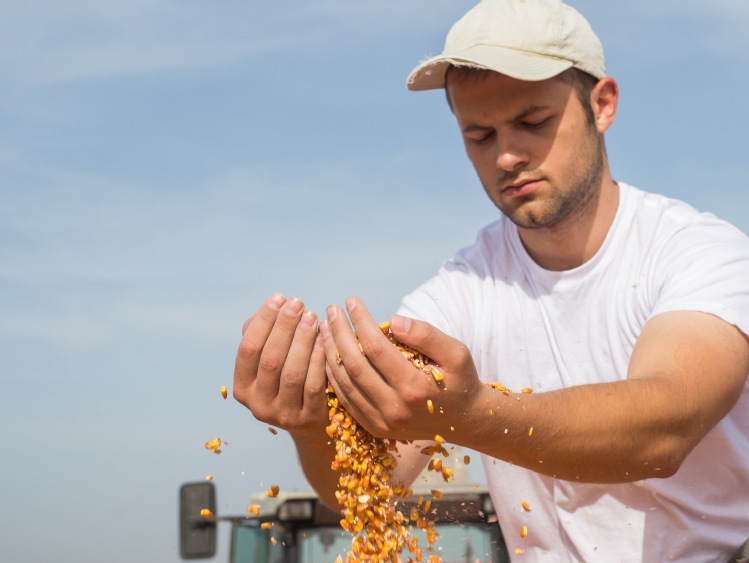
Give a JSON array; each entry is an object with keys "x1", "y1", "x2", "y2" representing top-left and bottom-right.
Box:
[
  {"x1": 521, "y1": 501, "x2": 531, "y2": 512},
  {"x1": 220, "y1": 385, "x2": 227, "y2": 399},
  {"x1": 427, "y1": 399, "x2": 434, "y2": 414},
  {"x1": 520, "y1": 525, "x2": 528, "y2": 538},
  {"x1": 200, "y1": 508, "x2": 213, "y2": 518},
  {"x1": 261, "y1": 522, "x2": 273, "y2": 529},
  {"x1": 204, "y1": 437, "x2": 221, "y2": 453}
]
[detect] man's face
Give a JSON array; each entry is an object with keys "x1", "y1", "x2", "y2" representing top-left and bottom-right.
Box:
[{"x1": 446, "y1": 71, "x2": 604, "y2": 230}]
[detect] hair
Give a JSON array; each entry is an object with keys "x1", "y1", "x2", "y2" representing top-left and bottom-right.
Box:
[{"x1": 444, "y1": 66, "x2": 599, "y2": 127}]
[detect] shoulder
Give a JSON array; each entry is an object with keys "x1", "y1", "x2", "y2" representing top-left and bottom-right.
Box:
[
  {"x1": 619, "y1": 182, "x2": 749, "y2": 251},
  {"x1": 447, "y1": 217, "x2": 516, "y2": 274}
]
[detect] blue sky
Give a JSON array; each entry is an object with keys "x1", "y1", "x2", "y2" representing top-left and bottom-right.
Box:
[{"x1": 1, "y1": 1, "x2": 748, "y2": 562}]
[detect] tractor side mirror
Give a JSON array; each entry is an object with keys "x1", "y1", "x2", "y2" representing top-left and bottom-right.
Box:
[{"x1": 179, "y1": 482, "x2": 217, "y2": 559}]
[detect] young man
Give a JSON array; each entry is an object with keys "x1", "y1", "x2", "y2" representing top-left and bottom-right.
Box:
[{"x1": 234, "y1": 0, "x2": 749, "y2": 560}]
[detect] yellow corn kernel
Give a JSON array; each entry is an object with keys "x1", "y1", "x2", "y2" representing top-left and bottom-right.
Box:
[
  {"x1": 200, "y1": 508, "x2": 213, "y2": 518},
  {"x1": 431, "y1": 489, "x2": 442, "y2": 500},
  {"x1": 434, "y1": 434, "x2": 445, "y2": 444},
  {"x1": 220, "y1": 385, "x2": 227, "y2": 399},
  {"x1": 261, "y1": 522, "x2": 273, "y2": 529},
  {"x1": 270, "y1": 536, "x2": 277, "y2": 545},
  {"x1": 463, "y1": 455, "x2": 471, "y2": 465},
  {"x1": 205, "y1": 475, "x2": 213, "y2": 481},
  {"x1": 204, "y1": 437, "x2": 221, "y2": 453},
  {"x1": 265, "y1": 485, "x2": 280, "y2": 498},
  {"x1": 427, "y1": 399, "x2": 434, "y2": 414},
  {"x1": 521, "y1": 501, "x2": 531, "y2": 512},
  {"x1": 520, "y1": 525, "x2": 529, "y2": 538},
  {"x1": 528, "y1": 427, "x2": 534, "y2": 437},
  {"x1": 521, "y1": 387, "x2": 533, "y2": 393},
  {"x1": 430, "y1": 366, "x2": 444, "y2": 382}
]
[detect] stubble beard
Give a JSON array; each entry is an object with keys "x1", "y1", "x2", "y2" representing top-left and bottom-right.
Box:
[{"x1": 491, "y1": 133, "x2": 605, "y2": 230}]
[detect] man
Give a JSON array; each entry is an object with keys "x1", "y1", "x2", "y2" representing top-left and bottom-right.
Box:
[{"x1": 234, "y1": 0, "x2": 749, "y2": 560}]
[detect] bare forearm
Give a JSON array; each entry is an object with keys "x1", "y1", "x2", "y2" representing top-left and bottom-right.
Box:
[
  {"x1": 291, "y1": 431, "x2": 341, "y2": 510},
  {"x1": 461, "y1": 378, "x2": 708, "y2": 483}
]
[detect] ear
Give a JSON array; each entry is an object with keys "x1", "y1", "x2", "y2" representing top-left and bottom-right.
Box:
[{"x1": 591, "y1": 77, "x2": 619, "y2": 134}]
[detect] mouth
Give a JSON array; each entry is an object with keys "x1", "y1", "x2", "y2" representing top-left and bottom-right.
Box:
[{"x1": 501, "y1": 178, "x2": 542, "y2": 198}]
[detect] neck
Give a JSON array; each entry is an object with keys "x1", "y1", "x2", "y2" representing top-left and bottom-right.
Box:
[{"x1": 518, "y1": 176, "x2": 620, "y2": 271}]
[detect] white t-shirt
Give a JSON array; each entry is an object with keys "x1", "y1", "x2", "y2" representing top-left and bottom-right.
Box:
[{"x1": 398, "y1": 183, "x2": 749, "y2": 562}]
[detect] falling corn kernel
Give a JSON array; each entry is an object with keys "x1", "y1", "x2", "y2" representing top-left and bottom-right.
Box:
[
  {"x1": 463, "y1": 455, "x2": 471, "y2": 465},
  {"x1": 270, "y1": 537, "x2": 277, "y2": 545},
  {"x1": 200, "y1": 508, "x2": 213, "y2": 518},
  {"x1": 268, "y1": 426, "x2": 278, "y2": 435},
  {"x1": 515, "y1": 548, "x2": 525, "y2": 555},
  {"x1": 434, "y1": 434, "x2": 445, "y2": 444},
  {"x1": 431, "y1": 489, "x2": 443, "y2": 500},
  {"x1": 261, "y1": 522, "x2": 274, "y2": 529},
  {"x1": 520, "y1": 526, "x2": 529, "y2": 538},
  {"x1": 521, "y1": 387, "x2": 533, "y2": 393},
  {"x1": 521, "y1": 501, "x2": 531, "y2": 512},
  {"x1": 248, "y1": 503, "x2": 260, "y2": 516},
  {"x1": 205, "y1": 475, "x2": 213, "y2": 481},
  {"x1": 325, "y1": 321, "x2": 486, "y2": 563},
  {"x1": 204, "y1": 437, "x2": 222, "y2": 453},
  {"x1": 265, "y1": 485, "x2": 280, "y2": 498},
  {"x1": 528, "y1": 427, "x2": 534, "y2": 437},
  {"x1": 220, "y1": 385, "x2": 228, "y2": 399}
]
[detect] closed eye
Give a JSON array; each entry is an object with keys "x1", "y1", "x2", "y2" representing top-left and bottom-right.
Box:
[
  {"x1": 520, "y1": 117, "x2": 551, "y2": 130},
  {"x1": 467, "y1": 130, "x2": 495, "y2": 145}
]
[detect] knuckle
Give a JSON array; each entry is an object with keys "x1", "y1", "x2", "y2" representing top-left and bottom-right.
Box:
[
  {"x1": 360, "y1": 338, "x2": 386, "y2": 359},
  {"x1": 237, "y1": 336, "x2": 263, "y2": 360},
  {"x1": 258, "y1": 352, "x2": 282, "y2": 374},
  {"x1": 342, "y1": 357, "x2": 366, "y2": 380},
  {"x1": 304, "y1": 377, "x2": 327, "y2": 397},
  {"x1": 279, "y1": 367, "x2": 305, "y2": 390}
]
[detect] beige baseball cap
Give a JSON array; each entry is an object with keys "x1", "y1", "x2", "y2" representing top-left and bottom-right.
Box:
[{"x1": 406, "y1": 0, "x2": 605, "y2": 91}]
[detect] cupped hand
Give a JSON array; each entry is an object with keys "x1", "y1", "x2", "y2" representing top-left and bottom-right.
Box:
[
  {"x1": 320, "y1": 296, "x2": 486, "y2": 442},
  {"x1": 233, "y1": 293, "x2": 329, "y2": 437}
]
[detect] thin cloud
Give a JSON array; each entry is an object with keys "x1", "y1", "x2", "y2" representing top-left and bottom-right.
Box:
[{"x1": 0, "y1": 0, "x2": 475, "y2": 90}]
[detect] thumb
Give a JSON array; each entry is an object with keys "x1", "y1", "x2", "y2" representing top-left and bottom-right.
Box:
[{"x1": 388, "y1": 314, "x2": 466, "y2": 370}]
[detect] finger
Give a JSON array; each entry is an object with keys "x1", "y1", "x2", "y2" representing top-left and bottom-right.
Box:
[
  {"x1": 344, "y1": 296, "x2": 431, "y2": 390},
  {"x1": 254, "y1": 297, "x2": 307, "y2": 397},
  {"x1": 234, "y1": 293, "x2": 287, "y2": 392},
  {"x1": 388, "y1": 313, "x2": 469, "y2": 374},
  {"x1": 276, "y1": 309, "x2": 319, "y2": 410},
  {"x1": 319, "y1": 317, "x2": 383, "y2": 431},
  {"x1": 301, "y1": 333, "x2": 329, "y2": 423}
]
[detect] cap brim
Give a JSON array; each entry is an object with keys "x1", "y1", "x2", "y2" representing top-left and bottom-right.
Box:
[{"x1": 406, "y1": 46, "x2": 574, "y2": 91}]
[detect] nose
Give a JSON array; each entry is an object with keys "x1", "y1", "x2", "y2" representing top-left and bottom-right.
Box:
[{"x1": 495, "y1": 137, "x2": 529, "y2": 172}]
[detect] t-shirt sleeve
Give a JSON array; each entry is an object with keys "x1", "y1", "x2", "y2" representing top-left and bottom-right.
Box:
[
  {"x1": 396, "y1": 258, "x2": 473, "y2": 343},
  {"x1": 649, "y1": 217, "x2": 749, "y2": 337}
]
